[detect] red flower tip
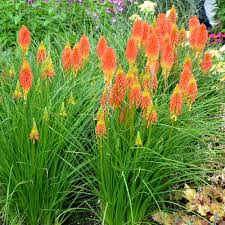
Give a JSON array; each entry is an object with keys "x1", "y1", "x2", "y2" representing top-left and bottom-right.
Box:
[
  {"x1": 179, "y1": 66, "x2": 192, "y2": 92},
  {"x1": 20, "y1": 59, "x2": 33, "y2": 99},
  {"x1": 188, "y1": 16, "x2": 200, "y2": 31},
  {"x1": 126, "y1": 37, "x2": 138, "y2": 65},
  {"x1": 96, "y1": 36, "x2": 108, "y2": 60},
  {"x1": 129, "y1": 78, "x2": 141, "y2": 108},
  {"x1": 186, "y1": 76, "x2": 198, "y2": 111},
  {"x1": 132, "y1": 19, "x2": 144, "y2": 43},
  {"x1": 71, "y1": 43, "x2": 82, "y2": 73},
  {"x1": 79, "y1": 35, "x2": 90, "y2": 60},
  {"x1": 201, "y1": 52, "x2": 212, "y2": 74},
  {"x1": 62, "y1": 41, "x2": 72, "y2": 72},
  {"x1": 18, "y1": 25, "x2": 31, "y2": 53},
  {"x1": 101, "y1": 47, "x2": 117, "y2": 85}
]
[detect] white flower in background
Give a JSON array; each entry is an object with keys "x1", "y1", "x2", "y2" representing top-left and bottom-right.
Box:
[
  {"x1": 138, "y1": 1, "x2": 157, "y2": 14},
  {"x1": 207, "y1": 49, "x2": 221, "y2": 59},
  {"x1": 129, "y1": 14, "x2": 142, "y2": 21},
  {"x1": 219, "y1": 45, "x2": 225, "y2": 53},
  {"x1": 212, "y1": 61, "x2": 225, "y2": 75}
]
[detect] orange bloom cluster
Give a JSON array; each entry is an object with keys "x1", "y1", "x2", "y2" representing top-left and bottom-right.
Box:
[
  {"x1": 96, "y1": 36, "x2": 117, "y2": 85},
  {"x1": 62, "y1": 35, "x2": 90, "y2": 74},
  {"x1": 95, "y1": 5, "x2": 209, "y2": 138},
  {"x1": 189, "y1": 16, "x2": 208, "y2": 53},
  {"x1": 18, "y1": 25, "x2": 31, "y2": 53},
  {"x1": 20, "y1": 59, "x2": 33, "y2": 100},
  {"x1": 201, "y1": 52, "x2": 212, "y2": 74},
  {"x1": 62, "y1": 42, "x2": 72, "y2": 72}
]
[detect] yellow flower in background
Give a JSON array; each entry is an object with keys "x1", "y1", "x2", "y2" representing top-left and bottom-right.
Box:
[
  {"x1": 129, "y1": 14, "x2": 142, "y2": 21},
  {"x1": 13, "y1": 81, "x2": 22, "y2": 100},
  {"x1": 59, "y1": 102, "x2": 67, "y2": 117},
  {"x1": 135, "y1": 131, "x2": 143, "y2": 146},
  {"x1": 67, "y1": 91, "x2": 76, "y2": 105},
  {"x1": 9, "y1": 65, "x2": 16, "y2": 78},
  {"x1": 138, "y1": 1, "x2": 157, "y2": 14},
  {"x1": 29, "y1": 118, "x2": 39, "y2": 144}
]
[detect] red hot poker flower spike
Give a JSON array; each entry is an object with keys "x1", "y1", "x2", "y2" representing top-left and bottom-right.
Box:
[
  {"x1": 79, "y1": 34, "x2": 90, "y2": 61},
  {"x1": 37, "y1": 41, "x2": 47, "y2": 64},
  {"x1": 62, "y1": 42, "x2": 72, "y2": 72},
  {"x1": 179, "y1": 66, "x2": 192, "y2": 93},
  {"x1": 132, "y1": 19, "x2": 144, "y2": 44},
  {"x1": 96, "y1": 36, "x2": 108, "y2": 61},
  {"x1": 186, "y1": 76, "x2": 198, "y2": 111},
  {"x1": 20, "y1": 59, "x2": 33, "y2": 100},
  {"x1": 201, "y1": 52, "x2": 212, "y2": 74},
  {"x1": 170, "y1": 84, "x2": 183, "y2": 121},
  {"x1": 126, "y1": 37, "x2": 138, "y2": 65},
  {"x1": 101, "y1": 47, "x2": 117, "y2": 85},
  {"x1": 18, "y1": 25, "x2": 31, "y2": 53},
  {"x1": 72, "y1": 43, "x2": 82, "y2": 73}
]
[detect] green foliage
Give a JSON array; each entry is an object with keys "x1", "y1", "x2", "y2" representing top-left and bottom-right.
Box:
[
  {"x1": 217, "y1": 0, "x2": 225, "y2": 31},
  {"x1": 0, "y1": 37, "x2": 102, "y2": 224},
  {"x1": 0, "y1": 0, "x2": 110, "y2": 49}
]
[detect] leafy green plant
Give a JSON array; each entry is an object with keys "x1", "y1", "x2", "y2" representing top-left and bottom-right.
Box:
[
  {"x1": 0, "y1": 0, "x2": 111, "y2": 50},
  {"x1": 217, "y1": 0, "x2": 225, "y2": 32},
  {"x1": 0, "y1": 26, "x2": 102, "y2": 225},
  {"x1": 93, "y1": 7, "x2": 225, "y2": 225}
]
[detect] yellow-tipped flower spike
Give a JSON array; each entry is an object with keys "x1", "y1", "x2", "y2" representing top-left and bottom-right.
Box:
[
  {"x1": 135, "y1": 131, "x2": 143, "y2": 146},
  {"x1": 9, "y1": 65, "x2": 16, "y2": 78},
  {"x1": 59, "y1": 102, "x2": 67, "y2": 117},
  {"x1": 43, "y1": 107, "x2": 49, "y2": 123},
  {"x1": 13, "y1": 81, "x2": 22, "y2": 100},
  {"x1": 67, "y1": 91, "x2": 76, "y2": 105},
  {"x1": 29, "y1": 118, "x2": 39, "y2": 144}
]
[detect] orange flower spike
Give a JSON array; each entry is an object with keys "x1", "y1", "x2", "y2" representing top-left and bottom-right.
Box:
[
  {"x1": 72, "y1": 43, "x2": 82, "y2": 73},
  {"x1": 79, "y1": 34, "x2": 90, "y2": 61},
  {"x1": 145, "y1": 31, "x2": 160, "y2": 66},
  {"x1": 161, "y1": 42, "x2": 175, "y2": 82},
  {"x1": 183, "y1": 54, "x2": 192, "y2": 71},
  {"x1": 115, "y1": 65, "x2": 127, "y2": 90},
  {"x1": 109, "y1": 83, "x2": 124, "y2": 109},
  {"x1": 201, "y1": 52, "x2": 212, "y2": 74},
  {"x1": 131, "y1": 19, "x2": 144, "y2": 44},
  {"x1": 42, "y1": 56, "x2": 55, "y2": 79},
  {"x1": 29, "y1": 118, "x2": 39, "y2": 144},
  {"x1": 20, "y1": 59, "x2": 33, "y2": 100},
  {"x1": 152, "y1": 72, "x2": 158, "y2": 91},
  {"x1": 179, "y1": 66, "x2": 192, "y2": 92},
  {"x1": 170, "y1": 84, "x2": 183, "y2": 121},
  {"x1": 142, "y1": 21, "x2": 150, "y2": 47},
  {"x1": 170, "y1": 24, "x2": 179, "y2": 45},
  {"x1": 168, "y1": 5, "x2": 178, "y2": 24},
  {"x1": 144, "y1": 104, "x2": 158, "y2": 127},
  {"x1": 188, "y1": 16, "x2": 200, "y2": 31},
  {"x1": 18, "y1": 25, "x2": 31, "y2": 53},
  {"x1": 126, "y1": 37, "x2": 138, "y2": 65},
  {"x1": 96, "y1": 36, "x2": 108, "y2": 60},
  {"x1": 129, "y1": 78, "x2": 142, "y2": 108},
  {"x1": 62, "y1": 41, "x2": 72, "y2": 72},
  {"x1": 37, "y1": 41, "x2": 47, "y2": 64},
  {"x1": 96, "y1": 115, "x2": 107, "y2": 138},
  {"x1": 141, "y1": 89, "x2": 151, "y2": 110},
  {"x1": 101, "y1": 47, "x2": 117, "y2": 85},
  {"x1": 186, "y1": 76, "x2": 198, "y2": 111}
]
